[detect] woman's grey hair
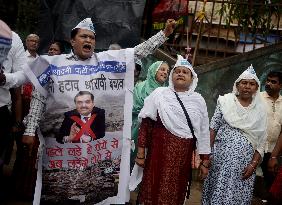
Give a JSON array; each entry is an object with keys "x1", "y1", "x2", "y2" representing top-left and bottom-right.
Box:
[{"x1": 108, "y1": 43, "x2": 122, "y2": 50}]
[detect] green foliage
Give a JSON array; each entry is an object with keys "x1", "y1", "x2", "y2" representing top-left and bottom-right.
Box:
[{"x1": 219, "y1": 0, "x2": 282, "y2": 36}]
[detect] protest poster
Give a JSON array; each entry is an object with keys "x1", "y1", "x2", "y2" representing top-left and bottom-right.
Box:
[{"x1": 24, "y1": 49, "x2": 135, "y2": 204}]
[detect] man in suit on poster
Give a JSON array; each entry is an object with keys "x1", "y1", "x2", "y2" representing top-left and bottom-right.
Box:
[{"x1": 57, "y1": 91, "x2": 105, "y2": 143}]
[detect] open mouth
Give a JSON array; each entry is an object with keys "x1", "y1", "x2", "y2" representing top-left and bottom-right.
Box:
[{"x1": 83, "y1": 44, "x2": 92, "y2": 51}]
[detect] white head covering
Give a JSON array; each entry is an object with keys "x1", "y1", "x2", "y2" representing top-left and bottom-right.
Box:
[
  {"x1": 0, "y1": 20, "x2": 12, "y2": 64},
  {"x1": 73, "y1": 18, "x2": 95, "y2": 34},
  {"x1": 218, "y1": 64, "x2": 267, "y2": 157},
  {"x1": 169, "y1": 55, "x2": 198, "y2": 94},
  {"x1": 233, "y1": 64, "x2": 260, "y2": 94},
  {"x1": 138, "y1": 55, "x2": 210, "y2": 154}
]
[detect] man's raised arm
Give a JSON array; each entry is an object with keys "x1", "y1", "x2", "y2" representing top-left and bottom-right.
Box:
[{"x1": 134, "y1": 19, "x2": 176, "y2": 62}]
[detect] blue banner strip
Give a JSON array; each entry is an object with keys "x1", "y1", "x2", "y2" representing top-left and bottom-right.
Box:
[{"x1": 37, "y1": 61, "x2": 127, "y2": 86}]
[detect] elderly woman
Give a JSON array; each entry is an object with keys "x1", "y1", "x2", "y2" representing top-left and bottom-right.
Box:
[
  {"x1": 131, "y1": 61, "x2": 169, "y2": 168},
  {"x1": 133, "y1": 55, "x2": 210, "y2": 205},
  {"x1": 202, "y1": 65, "x2": 267, "y2": 205}
]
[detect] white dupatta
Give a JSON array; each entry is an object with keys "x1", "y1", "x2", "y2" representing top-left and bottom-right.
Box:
[{"x1": 138, "y1": 55, "x2": 210, "y2": 154}]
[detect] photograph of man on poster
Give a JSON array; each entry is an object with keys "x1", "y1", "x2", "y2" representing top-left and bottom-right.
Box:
[{"x1": 57, "y1": 91, "x2": 105, "y2": 143}]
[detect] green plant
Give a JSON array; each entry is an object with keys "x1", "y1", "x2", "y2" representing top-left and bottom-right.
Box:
[{"x1": 219, "y1": 0, "x2": 282, "y2": 36}]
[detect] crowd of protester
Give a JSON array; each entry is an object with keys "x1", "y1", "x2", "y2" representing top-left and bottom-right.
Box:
[{"x1": 0, "y1": 18, "x2": 282, "y2": 205}]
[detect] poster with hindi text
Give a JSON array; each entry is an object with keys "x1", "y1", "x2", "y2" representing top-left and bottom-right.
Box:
[{"x1": 23, "y1": 49, "x2": 135, "y2": 205}]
